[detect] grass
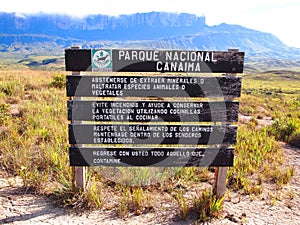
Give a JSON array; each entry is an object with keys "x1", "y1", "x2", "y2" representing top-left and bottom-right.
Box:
[
  {"x1": 0, "y1": 70, "x2": 71, "y2": 193},
  {"x1": 228, "y1": 71, "x2": 300, "y2": 195},
  {"x1": 228, "y1": 123, "x2": 285, "y2": 194},
  {"x1": 241, "y1": 72, "x2": 300, "y2": 148},
  {"x1": 0, "y1": 68, "x2": 299, "y2": 222},
  {"x1": 193, "y1": 189, "x2": 224, "y2": 222}
]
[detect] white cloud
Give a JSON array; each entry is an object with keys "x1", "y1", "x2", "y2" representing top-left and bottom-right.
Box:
[{"x1": 0, "y1": 0, "x2": 299, "y2": 47}]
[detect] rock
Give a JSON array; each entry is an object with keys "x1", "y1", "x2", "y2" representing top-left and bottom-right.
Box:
[
  {"x1": 9, "y1": 104, "x2": 21, "y2": 117},
  {"x1": 225, "y1": 213, "x2": 240, "y2": 223}
]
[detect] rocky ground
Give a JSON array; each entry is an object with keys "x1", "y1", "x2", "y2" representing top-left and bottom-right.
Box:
[
  {"x1": 210, "y1": 143, "x2": 300, "y2": 225},
  {"x1": 0, "y1": 141, "x2": 299, "y2": 225}
]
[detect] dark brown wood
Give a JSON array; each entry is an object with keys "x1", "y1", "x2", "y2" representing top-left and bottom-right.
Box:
[
  {"x1": 213, "y1": 49, "x2": 239, "y2": 202},
  {"x1": 68, "y1": 124, "x2": 237, "y2": 145},
  {"x1": 68, "y1": 100, "x2": 239, "y2": 122},
  {"x1": 66, "y1": 76, "x2": 242, "y2": 98},
  {"x1": 69, "y1": 46, "x2": 86, "y2": 191},
  {"x1": 69, "y1": 146, "x2": 234, "y2": 167},
  {"x1": 65, "y1": 48, "x2": 244, "y2": 169},
  {"x1": 65, "y1": 49, "x2": 92, "y2": 71},
  {"x1": 213, "y1": 167, "x2": 228, "y2": 199},
  {"x1": 65, "y1": 49, "x2": 245, "y2": 73}
]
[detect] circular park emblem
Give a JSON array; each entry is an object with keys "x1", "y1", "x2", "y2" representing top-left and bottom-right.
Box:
[{"x1": 92, "y1": 49, "x2": 112, "y2": 71}]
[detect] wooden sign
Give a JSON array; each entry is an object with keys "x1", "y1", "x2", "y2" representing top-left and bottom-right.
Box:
[
  {"x1": 68, "y1": 124, "x2": 237, "y2": 145},
  {"x1": 69, "y1": 146, "x2": 234, "y2": 167},
  {"x1": 65, "y1": 49, "x2": 245, "y2": 73},
  {"x1": 68, "y1": 100, "x2": 239, "y2": 122},
  {"x1": 66, "y1": 75, "x2": 242, "y2": 98},
  {"x1": 66, "y1": 48, "x2": 244, "y2": 168}
]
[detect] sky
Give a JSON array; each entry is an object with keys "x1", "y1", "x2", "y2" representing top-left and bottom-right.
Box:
[{"x1": 0, "y1": 0, "x2": 300, "y2": 48}]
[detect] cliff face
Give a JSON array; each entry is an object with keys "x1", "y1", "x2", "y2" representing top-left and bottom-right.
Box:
[
  {"x1": 0, "y1": 12, "x2": 206, "y2": 40},
  {"x1": 1, "y1": 11, "x2": 299, "y2": 59}
]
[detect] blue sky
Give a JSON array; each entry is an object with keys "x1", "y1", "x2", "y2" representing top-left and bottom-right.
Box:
[{"x1": 1, "y1": 0, "x2": 300, "y2": 48}]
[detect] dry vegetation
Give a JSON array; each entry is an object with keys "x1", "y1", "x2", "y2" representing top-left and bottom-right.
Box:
[{"x1": 0, "y1": 69, "x2": 299, "y2": 223}]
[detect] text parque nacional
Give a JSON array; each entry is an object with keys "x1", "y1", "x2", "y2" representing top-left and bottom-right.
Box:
[{"x1": 118, "y1": 50, "x2": 217, "y2": 72}]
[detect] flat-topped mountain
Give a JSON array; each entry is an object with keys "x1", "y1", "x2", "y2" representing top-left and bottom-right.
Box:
[{"x1": 1, "y1": 11, "x2": 299, "y2": 59}]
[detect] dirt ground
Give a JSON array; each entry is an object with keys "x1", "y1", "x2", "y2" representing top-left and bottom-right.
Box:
[{"x1": 0, "y1": 142, "x2": 299, "y2": 225}]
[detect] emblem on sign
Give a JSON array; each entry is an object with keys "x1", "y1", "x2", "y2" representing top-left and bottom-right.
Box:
[{"x1": 92, "y1": 49, "x2": 112, "y2": 71}]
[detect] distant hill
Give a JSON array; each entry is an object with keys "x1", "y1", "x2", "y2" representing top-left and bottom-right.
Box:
[{"x1": 1, "y1": 11, "x2": 300, "y2": 60}]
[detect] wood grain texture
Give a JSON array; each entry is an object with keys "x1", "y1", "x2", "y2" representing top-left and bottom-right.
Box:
[
  {"x1": 69, "y1": 146, "x2": 234, "y2": 167},
  {"x1": 68, "y1": 100, "x2": 239, "y2": 122},
  {"x1": 66, "y1": 76, "x2": 242, "y2": 98},
  {"x1": 65, "y1": 49, "x2": 245, "y2": 73},
  {"x1": 68, "y1": 124, "x2": 237, "y2": 145}
]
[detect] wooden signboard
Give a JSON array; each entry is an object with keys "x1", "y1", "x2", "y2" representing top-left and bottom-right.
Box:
[
  {"x1": 66, "y1": 48, "x2": 244, "y2": 169},
  {"x1": 67, "y1": 100, "x2": 239, "y2": 122},
  {"x1": 65, "y1": 49, "x2": 244, "y2": 73},
  {"x1": 69, "y1": 146, "x2": 234, "y2": 167},
  {"x1": 68, "y1": 124, "x2": 237, "y2": 145},
  {"x1": 66, "y1": 76, "x2": 241, "y2": 98}
]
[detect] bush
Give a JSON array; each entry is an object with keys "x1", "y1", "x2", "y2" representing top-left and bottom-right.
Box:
[
  {"x1": 193, "y1": 189, "x2": 224, "y2": 222},
  {"x1": 0, "y1": 103, "x2": 10, "y2": 125},
  {"x1": 289, "y1": 132, "x2": 300, "y2": 148},
  {"x1": 0, "y1": 81, "x2": 21, "y2": 96},
  {"x1": 50, "y1": 73, "x2": 66, "y2": 89},
  {"x1": 270, "y1": 119, "x2": 296, "y2": 141},
  {"x1": 228, "y1": 124, "x2": 284, "y2": 192},
  {"x1": 269, "y1": 117, "x2": 300, "y2": 147}
]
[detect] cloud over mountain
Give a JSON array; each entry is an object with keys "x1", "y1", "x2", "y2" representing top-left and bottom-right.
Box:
[{"x1": 1, "y1": 11, "x2": 299, "y2": 59}]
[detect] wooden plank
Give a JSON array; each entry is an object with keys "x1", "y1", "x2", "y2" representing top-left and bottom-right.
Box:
[
  {"x1": 69, "y1": 146, "x2": 234, "y2": 167},
  {"x1": 75, "y1": 166, "x2": 85, "y2": 190},
  {"x1": 68, "y1": 100, "x2": 239, "y2": 122},
  {"x1": 65, "y1": 49, "x2": 245, "y2": 73},
  {"x1": 69, "y1": 46, "x2": 86, "y2": 191},
  {"x1": 68, "y1": 124, "x2": 237, "y2": 145},
  {"x1": 213, "y1": 49, "x2": 240, "y2": 202},
  {"x1": 65, "y1": 49, "x2": 92, "y2": 72},
  {"x1": 66, "y1": 76, "x2": 242, "y2": 98},
  {"x1": 214, "y1": 167, "x2": 228, "y2": 199}
]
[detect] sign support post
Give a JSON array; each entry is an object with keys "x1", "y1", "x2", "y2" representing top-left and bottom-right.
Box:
[
  {"x1": 213, "y1": 49, "x2": 239, "y2": 202},
  {"x1": 70, "y1": 46, "x2": 86, "y2": 191},
  {"x1": 65, "y1": 47, "x2": 244, "y2": 193}
]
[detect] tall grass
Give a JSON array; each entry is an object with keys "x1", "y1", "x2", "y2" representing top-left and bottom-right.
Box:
[
  {"x1": 241, "y1": 72, "x2": 300, "y2": 148},
  {"x1": 0, "y1": 70, "x2": 71, "y2": 193},
  {"x1": 268, "y1": 99, "x2": 300, "y2": 147},
  {"x1": 0, "y1": 70, "x2": 298, "y2": 222},
  {"x1": 228, "y1": 122, "x2": 288, "y2": 193}
]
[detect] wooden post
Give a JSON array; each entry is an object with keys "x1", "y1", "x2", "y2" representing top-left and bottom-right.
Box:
[
  {"x1": 213, "y1": 49, "x2": 239, "y2": 201},
  {"x1": 70, "y1": 46, "x2": 86, "y2": 191},
  {"x1": 213, "y1": 167, "x2": 228, "y2": 200}
]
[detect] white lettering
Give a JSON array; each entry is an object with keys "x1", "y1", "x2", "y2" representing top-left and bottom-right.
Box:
[
  {"x1": 131, "y1": 51, "x2": 138, "y2": 60},
  {"x1": 156, "y1": 61, "x2": 162, "y2": 71},
  {"x1": 190, "y1": 52, "x2": 197, "y2": 61},
  {"x1": 119, "y1": 50, "x2": 125, "y2": 60},
  {"x1": 195, "y1": 63, "x2": 201, "y2": 71},
  {"x1": 197, "y1": 52, "x2": 204, "y2": 61},
  {"x1": 125, "y1": 51, "x2": 130, "y2": 60},
  {"x1": 139, "y1": 51, "x2": 145, "y2": 61},
  {"x1": 173, "y1": 52, "x2": 179, "y2": 61},
  {"x1": 212, "y1": 52, "x2": 217, "y2": 62},
  {"x1": 180, "y1": 52, "x2": 186, "y2": 61},
  {"x1": 166, "y1": 51, "x2": 172, "y2": 61},
  {"x1": 205, "y1": 52, "x2": 210, "y2": 61}
]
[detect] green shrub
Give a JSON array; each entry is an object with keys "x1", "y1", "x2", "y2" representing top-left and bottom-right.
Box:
[
  {"x1": 0, "y1": 81, "x2": 21, "y2": 96},
  {"x1": 0, "y1": 103, "x2": 10, "y2": 125},
  {"x1": 289, "y1": 132, "x2": 300, "y2": 148},
  {"x1": 269, "y1": 117, "x2": 300, "y2": 147},
  {"x1": 228, "y1": 124, "x2": 284, "y2": 192},
  {"x1": 193, "y1": 189, "x2": 224, "y2": 222},
  {"x1": 50, "y1": 73, "x2": 66, "y2": 89}
]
